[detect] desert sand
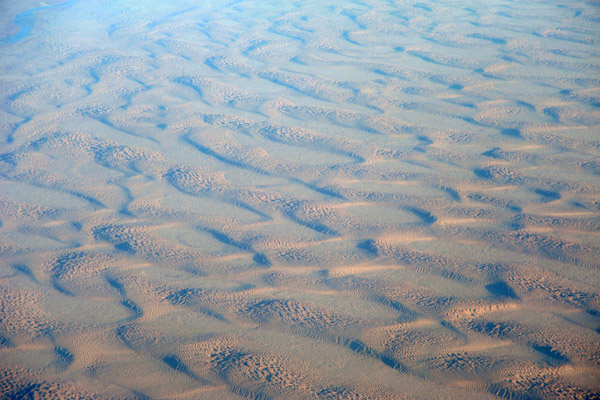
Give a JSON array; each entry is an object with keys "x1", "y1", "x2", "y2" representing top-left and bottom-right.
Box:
[{"x1": 0, "y1": 0, "x2": 599, "y2": 398}]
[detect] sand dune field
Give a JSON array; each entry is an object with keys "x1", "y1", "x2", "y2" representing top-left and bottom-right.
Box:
[{"x1": 1, "y1": 0, "x2": 599, "y2": 398}]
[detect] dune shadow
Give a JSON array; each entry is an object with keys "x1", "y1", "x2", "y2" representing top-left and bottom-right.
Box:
[
  {"x1": 114, "y1": 242, "x2": 136, "y2": 254},
  {"x1": 534, "y1": 188, "x2": 561, "y2": 202},
  {"x1": 121, "y1": 299, "x2": 143, "y2": 321},
  {"x1": 106, "y1": 276, "x2": 126, "y2": 296},
  {"x1": 473, "y1": 168, "x2": 493, "y2": 179},
  {"x1": 356, "y1": 239, "x2": 379, "y2": 256},
  {"x1": 403, "y1": 206, "x2": 437, "y2": 225},
  {"x1": 500, "y1": 128, "x2": 522, "y2": 138},
  {"x1": 53, "y1": 346, "x2": 74, "y2": 372},
  {"x1": 0, "y1": 334, "x2": 12, "y2": 348},
  {"x1": 13, "y1": 264, "x2": 37, "y2": 283},
  {"x1": 531, "y1": 344, "x2": 569, "y2": 365},
  {"x1": 441, "y1": 186, "x2": 461, "y2": 202},
  {"x1": 485, "y1": 281, "x2": 519, "y2": 300}
]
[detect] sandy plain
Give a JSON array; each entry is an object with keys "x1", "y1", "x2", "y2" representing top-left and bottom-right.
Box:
[{"x1": 0, "y1": 0, "x2": 599, "y2": 398}]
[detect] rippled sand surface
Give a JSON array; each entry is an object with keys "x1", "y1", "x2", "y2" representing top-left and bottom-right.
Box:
[{"x1": 1, "y1": 0, "x2": 599, "y2": 398}]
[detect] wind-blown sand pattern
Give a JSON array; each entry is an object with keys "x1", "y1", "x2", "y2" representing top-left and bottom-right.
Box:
[{"x1": 1, "y1": 0, "x2": 599, "y2": 398}]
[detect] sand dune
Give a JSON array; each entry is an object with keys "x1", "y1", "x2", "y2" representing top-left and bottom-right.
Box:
[{"x1": 1, "y1": 0, "x2": 599, "y2": 398}]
